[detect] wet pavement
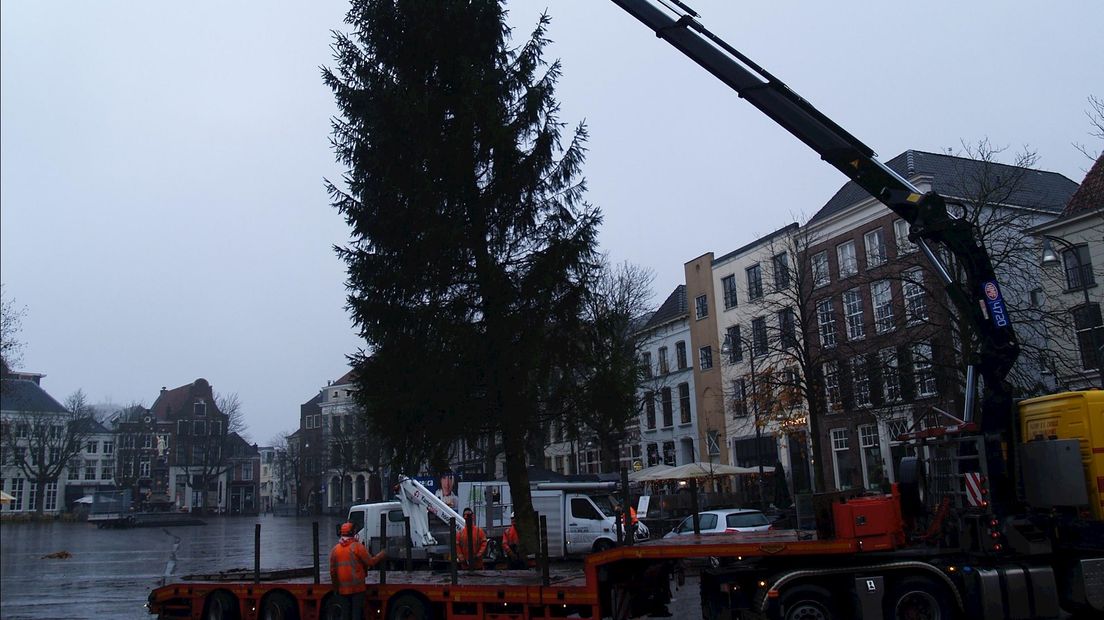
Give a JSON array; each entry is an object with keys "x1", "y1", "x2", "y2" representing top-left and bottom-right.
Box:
[{"x1": 0, "y1": 514, "x2": 345, "y2": 620}]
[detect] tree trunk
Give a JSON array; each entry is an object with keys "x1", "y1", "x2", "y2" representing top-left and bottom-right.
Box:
[
  {"x1": 501, "y1": 413, "x2": 537, "y2": 560},
  {"x1": 35, "y1": 479, "x2": 46, "y2": 515}
]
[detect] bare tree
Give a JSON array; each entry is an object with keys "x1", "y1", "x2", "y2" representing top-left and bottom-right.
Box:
[
  {"x1": 1074, "y1": 95, "x2": 1104, "y2": 163},
  {"x1": 175, "y1": 403, "x2": 232, "y2": 513},
  {"x1": 216, "y1": 392, "x2": 248, "y2": 438},
  {"x1": 1, "y1": 285, "x2": 26, "y2": 378},
  {"x1": 545, "y1": 260, "x2": 654, "y2": 473},
  {"x1": 272, "y1": 430, "x2": 302, "y2": 511},
  {"x1": 906, "y1": 140, "x2": 1090, "y2": 397},
  {"x1": 108, "y1": 402, "x2": 152, "y2": 495},
  {"x1": 0, "y1": 388, "x2": 100, "y2": 514}
]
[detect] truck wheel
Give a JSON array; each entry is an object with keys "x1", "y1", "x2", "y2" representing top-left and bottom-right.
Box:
[
  {"x1": 885, "y1": 577, "x2": 952, "y2": 620},
  {"x1": 780, "y1": 584, "x2": 835, "y2": 620},
  {"x1": 593, "y1": 539, "x2": 614, "y2": 553},
  {"x1": 203, "y1": 591, "x2": 240, "y2": 620},
  {"x1": 320, "y1": 595, "x2": 345, "y2": 620},
  {"x1": 388, "y1": 593, "x2": 431, "y2": 620},
  {"x1": 261, "y1": 591, "x2": 299, "y2": 620}
]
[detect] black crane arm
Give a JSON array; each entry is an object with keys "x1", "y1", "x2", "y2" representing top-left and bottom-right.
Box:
[{"x1": 611, "y1": 0, "x2": 1020, "y2": 429}]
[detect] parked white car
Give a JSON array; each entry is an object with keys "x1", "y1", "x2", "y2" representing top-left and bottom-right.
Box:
[{"x1": 663, "y1": 509, "x2": 772, "y2": 538}]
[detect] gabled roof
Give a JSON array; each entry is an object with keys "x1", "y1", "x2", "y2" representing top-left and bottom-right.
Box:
[
  {"x1": 70, "y1": 417, "x2": 111, "y2": 434},
  {"x1": 331, "y1": 369, "x2": 357, "y2": 387},
  {"x1": 0, "y1": 379, "x2": 68, "y2": 414},
  {"x1": 642, "y1": 285, "x2": 687, "y2": 330},
  {"x1": 225, "y1": 431, "x2": 258, "y2": 457},
  {"x1": 1063, "y1": 154, "x2": 1104, "y2": 217},
  {"x1": 811, "y1": 150, "x2": 1079, "y2": 223},
  {"x1": 149, "y1": 378, "x2": 221, "y2": 421}
]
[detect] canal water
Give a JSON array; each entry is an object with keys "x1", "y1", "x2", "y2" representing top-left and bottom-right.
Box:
[{"x1": 0, "y1": 514, "x2": 345, "y2": 620}]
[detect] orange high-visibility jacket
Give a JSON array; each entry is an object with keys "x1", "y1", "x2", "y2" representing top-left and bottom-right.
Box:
[
  {"x1": 456, "y1": 525, "x2": 487, "y2": 562},
  {"x1": 329, "y1": 538, "x2": 377, "y2": 595},
  {"x1": 502, "y1": 525, "x2": 519, "y2": 548}
]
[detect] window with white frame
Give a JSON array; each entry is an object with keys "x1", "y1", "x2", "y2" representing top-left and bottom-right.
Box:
[
  {"x1": 831, "y1": 428, "x2": 855, "y2": 490},
  {"x1": 642, "y1": 352, "x2": 653, "y2": 378},
  {"x1": 28, "y1": 484, "x2": 36, "y2": 512},
  {"x1": 242, "y1": 462, "x2": 253, "y2": 481},
  {"x1": 731, "y1": 378, "x2": 748, "y2": 417},
  {"x1": 644, "y1": 392, "x2": 656, "y2": 430},
  {"x1": 699, "y1": 346, "x2": 713, "y2": 370},
  {"x1": 816, "y1": 298, "x2": 836, "y2": 348},
  {"x1": 45, "y1": 482, "x2": 58, "y2": 512},
  {"x1": 658, "y1": 347, "x2": 669, "y2": 374},
  {"x1": 84, "y1": 459, "x2": 97, "y2": 480},
  {"x1": 752, "y1": 317, "x2": 768, "y2": 356},
  {"x1": 837, "y1": 240, "x2": 858, "y2": 278},
  {"x1": 859, "y1": 424, "x2": 885, "y2": 490},
  {"x1": 68, "y1": 459, "x2": 80, "y2": 480},
  {"x1": 903, "y1": 268, "x2": 927, "y2": 323},
  {"x1": 779, "y1": 307, "x2": 797, "y2": 349},
  {"x1": 86, "y1": 441, "x2": 98, "y2": 454},
  {"x1": 11, "y1": 479, "x2": 25, "y2": 511},
  {"x1": 871, "y1": 280, "x2": 894, "y2": 333},
  {"x1": 880, "y1": 347, "x2": 901, "y2": 402},
  {"x1": 661, "y1": 388, "x2": 674, "y2": 428},
  {"x1": 695, "y1": 294, "x2": 709, "y2": 319},
  {"x1": 1073, "y1": 303, "x2": 1103, "y2": 371},
  {"x1": 101, "y1": 462, "x2": 112, "y2": 480},
  {"x1": 726, "y1": 325, "x2": 743, "y2": 363},
  {"x1": 676, "y1": 341, "x2": 687, "y2": 369},
  {"x1": 140, "y1": 459, "x2": 150, "y2": 478},
  {"x1": 864, "y1": 229, "x2": 886, "y2": 268},
  {"x1": 678, "y1": 383, "x2": 692, "y2": 424},
  {"x1": 843, "y1": 288, "x2": 865, "y2": 340},
  {"x1": 823, "y1": 361, "x2": 841, "y2": 409},
  {"x1": 49, "y1": 447, "x2": 60, "y2": 464},
  {"x1": 812, "y1": 251, "x2": 831, "y2": 288},
  {"x1": 894, "y1": 219, "x2": 915, "y2": 254},
  {"x1": 851, "y1": 356, "x2": 871, "y2": 407},
  {"x1": 722, "y1": 274, "x2": 739, "y2": 309},
  {"x1": 772, "y1": 252, "x2": 791, "y2": 290},
  {"x1": 1062, "y1": 245, "x2": 1095, "y2": 290},
  {"x1": 912, "y1": 342, "x2": 936, "y2": 397},
  {"x1": 746, "y1": 264, "x2": 763, "y2": 300},
  {"x1": 103, "y1": 441, "x2": 114, "y2": 456}
]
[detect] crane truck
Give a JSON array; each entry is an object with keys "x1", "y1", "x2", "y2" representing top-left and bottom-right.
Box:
[{"x1": 147, "y1": 1, "x2": 1103, "y2": 618}]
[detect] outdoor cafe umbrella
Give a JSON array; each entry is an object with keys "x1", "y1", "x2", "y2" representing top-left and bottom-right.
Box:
[
  {"x1": 0, "y1": 490, "x2": 14, "y2": 504},
  {"x1": 627, "y1": 464, "x2": 673, "y2": 483},
  {"x1": 651, "y1": 461, "x2": 773, "y2": 481}
]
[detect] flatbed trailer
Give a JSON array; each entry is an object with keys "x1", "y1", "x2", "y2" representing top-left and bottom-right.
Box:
[{"x1": 145, "y1": 528, "x2": 933, "y2": 620}]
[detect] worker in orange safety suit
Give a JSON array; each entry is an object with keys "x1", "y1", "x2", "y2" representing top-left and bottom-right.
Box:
[
  {"x1": 501, "y1": 512, "x2": 525, "y2": 569},
  {"x1": 456, "y1": 508, "x2": 487, "y2": 569},
  {"x1": 329, "y1": 522, "x2": 386, "y2": 620}
]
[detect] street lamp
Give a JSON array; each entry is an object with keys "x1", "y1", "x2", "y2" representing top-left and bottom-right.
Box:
[
  {"x1": 1040, "y1": 234, "x2": 1103, "y2": 389},
  {"x1": 722, "y1": 331, "x2": 767, "y2": 511}
]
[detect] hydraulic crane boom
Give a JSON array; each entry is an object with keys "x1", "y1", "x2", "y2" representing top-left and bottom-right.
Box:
[{"x1": 610, "y1": 0, "x2": 1020, "y2": 431}]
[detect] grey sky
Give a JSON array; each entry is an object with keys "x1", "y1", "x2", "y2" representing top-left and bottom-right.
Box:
[{"x1": 2, "y1": 1, "x2": 1101, "y2": 440}]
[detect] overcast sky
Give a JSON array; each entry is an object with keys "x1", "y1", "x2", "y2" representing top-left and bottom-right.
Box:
[{"x1": 2, "y1": 1, "x2": 1101, "y2": 440}]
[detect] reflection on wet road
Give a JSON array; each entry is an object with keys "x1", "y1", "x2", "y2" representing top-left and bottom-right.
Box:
[{"x1": 0, "y1": 514, "x2": 344, "y2": 619}]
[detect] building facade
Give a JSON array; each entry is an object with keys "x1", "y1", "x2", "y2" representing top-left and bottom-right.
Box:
[{"x1": 803, "y1": 150, "x2": 1078, "y2": 491}]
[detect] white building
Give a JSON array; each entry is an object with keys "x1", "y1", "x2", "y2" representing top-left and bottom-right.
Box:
[
  {"x1": 710, "y1": 224, "x2": 814, "y2": 494},
  {"x1": 637, "y1": 286, "x2": 700, "y2": 467}
]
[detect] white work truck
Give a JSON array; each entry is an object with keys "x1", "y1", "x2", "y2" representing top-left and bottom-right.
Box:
[{"x1": 347, "y1": 477, "x2": 649, "y2": 565}]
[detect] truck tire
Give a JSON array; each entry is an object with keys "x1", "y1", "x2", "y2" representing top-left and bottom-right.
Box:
[
  {"x1": 388, "y1": 593, "x2": 431, "y2": 620},
  {"x1": 898, "y1": 457, "x2": 927, "y2": 518},
  {"x1": 261, "y1": 591, "x2": 299, "y2": 620},
  {"x1": 780, "y1": 584, "x2": 835, "y2": 620},
  {"x1": 203, "y1": 590, "x2": 240, "y2": 620},
  {"x1": 320, "y1": 594, "x2": 346, "y2": 620},
  {"x1": 885, "y1": 577, "x2": 952, "y2": 620},
  {"x1": 593, "y1": 539, "x2": 614, "y2": 553}
]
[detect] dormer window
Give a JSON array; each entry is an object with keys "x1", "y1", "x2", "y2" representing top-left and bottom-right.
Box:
[{"x1": 194, "y1": 400, "x2": 207, "y2": 416}]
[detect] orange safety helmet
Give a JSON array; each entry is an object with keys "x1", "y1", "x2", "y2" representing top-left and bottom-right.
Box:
[{"x1": 340, "y1": 522, "x2": 355, "y2": 536}]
